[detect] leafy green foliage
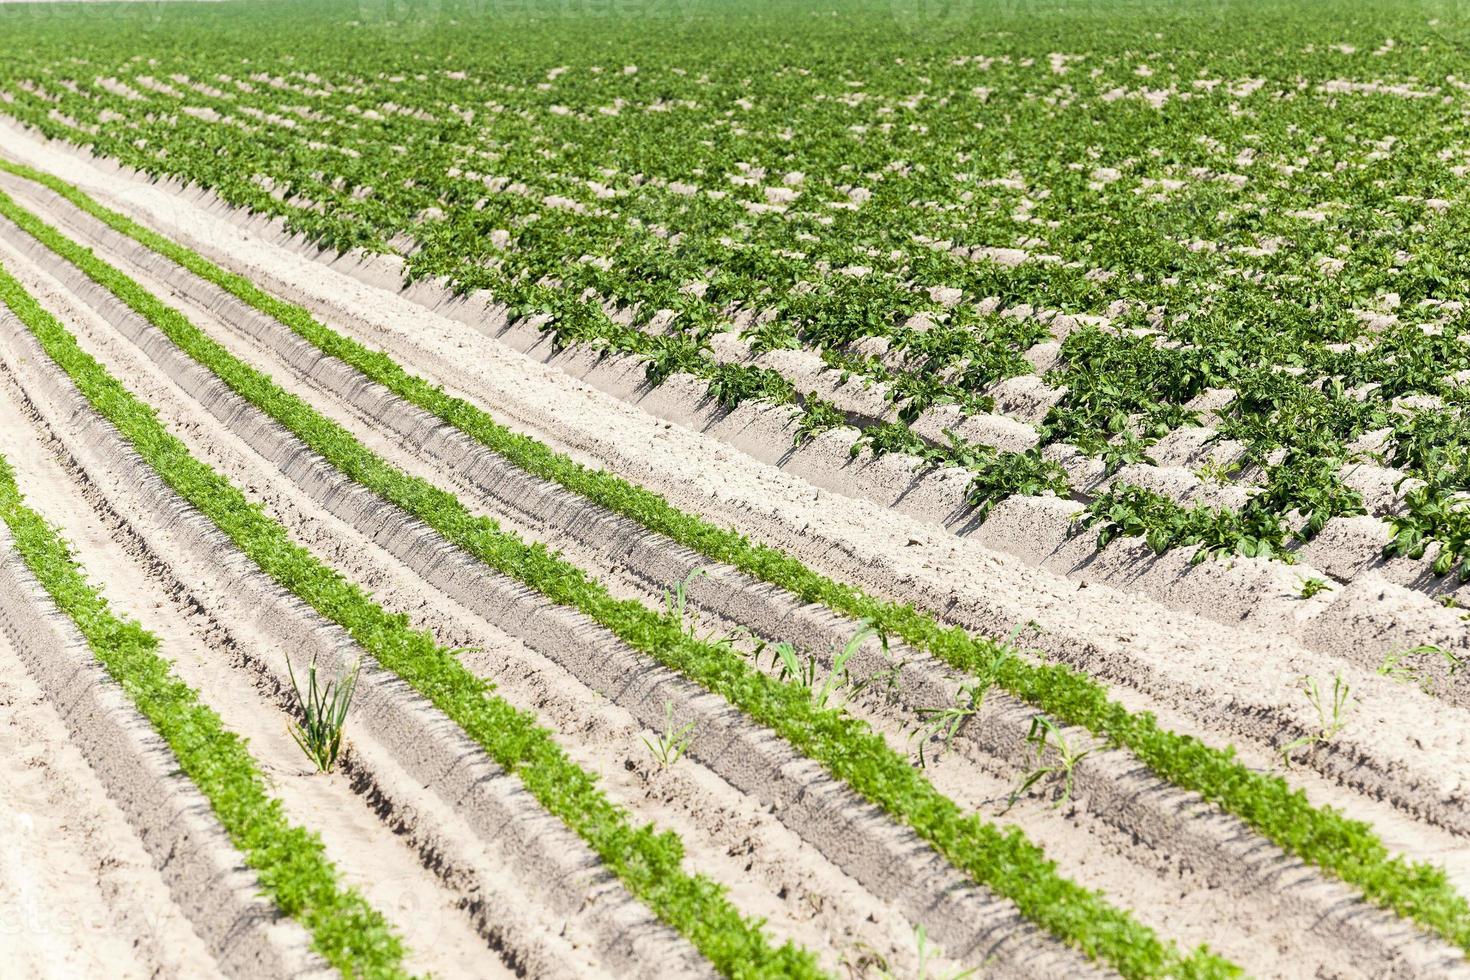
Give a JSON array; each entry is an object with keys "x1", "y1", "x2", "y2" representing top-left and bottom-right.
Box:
[
  {"x1": 0, "y1": 453, "x2": 411, "y2": 978},
  {"x1": 1081, "y1": 484, "x2": 1292, "y2": 563},
  {"x1": 0, "y1": 201, "x2": 818, "y2": 980},
  {"x1": 792, "y1": 397, "x2": 846, "y2": 446},
  {"x1": 1298, "y1": 577, "x2": 1333, "y2": 600},
  {"x1": 0, "y1": 185, "x2": 1236, "y2": 978},
  {"x1": 16, "y1": 160, "x2": 1470, "y2": 958}
]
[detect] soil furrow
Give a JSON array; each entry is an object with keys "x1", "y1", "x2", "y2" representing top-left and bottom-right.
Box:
[
  {"x1": 0, "y1": 361, "x2": 542, "y2": 980},
  {"x1": 0, "y1": 495, "x2": 332, "y2": 980},
  {"x1": 0, "y1": 208, "x2": 1101, "y2": 980},
  {"x1": 0, "y1": 613, "x2": 224, "y2": 980},
  {"x1": 0, "y1": 289, "x2": 712, "y2": 980},
  {"x1": 21, "y1": 149, "x2": 1464, "y2": 851},
  {"x1": 36, "y1": 178, "x2": 1468, "y2": 978}
]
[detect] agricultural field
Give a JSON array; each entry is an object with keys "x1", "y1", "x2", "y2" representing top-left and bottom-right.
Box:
[{"x1": 0, "y1": 0, "x2": 1468, "y2": 976}]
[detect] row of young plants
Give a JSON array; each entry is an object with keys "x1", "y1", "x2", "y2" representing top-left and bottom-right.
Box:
[
  {"x1": 0, "y1": 201, "x2": 821, "y2": 980},
  {"x1": 3, "y1": 52, "x2": 1452, "y2": 368},
  {"x1": 9, "y1": 32, "x2": 1469, "y2": 576},
  {"x1": 9, "y1": 158, "x2": 1470, "y2": 957},
  {"x1": 22, "y1": 72, "x2": 1321, "y2": 562},
  {"x1": 3, "y1": 78, "x2": 1085, "y2": 518},
  {"x1": 0, "y1": 175, "x2": 1238, "y2": 977},
  {"x1": 0, "y1": 435, "x2": 413, "y2": 976},
  {"x1": 4, "y1": 78, "x2": 1084, "y2": 517},
  {"x1": 39, "y1": 80, "x2": 1379, "y2": 569}
]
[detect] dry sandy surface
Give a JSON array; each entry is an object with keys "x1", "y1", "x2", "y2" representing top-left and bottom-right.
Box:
[
  {"x1": 0, "y1": 624, "x2": 223, "y2": 980},
  {"x1": 0, "y1": 118, "x2": 1466, "y2": 978}
]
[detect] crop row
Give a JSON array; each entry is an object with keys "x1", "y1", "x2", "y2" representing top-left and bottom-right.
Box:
[
  {"x1": 2, "y1": 158, "x2": 1285, "y2": 975},
  {"x1": 0, "y1": 195, "x2": 832, "y2": 978},
  {"x1": 4, "y1": 0, "x2": 1469, "y2": 580},
  {"x1": 0, "y1": 428, "x2": 414, "y2": 975},
  {"x1": 7, "y1": 156, "x2": 1468, "y2": 963}
]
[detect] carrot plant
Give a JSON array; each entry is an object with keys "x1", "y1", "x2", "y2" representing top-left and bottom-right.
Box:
[
  {"x1": 0, "y1": 187, "x2": 1236, "y2": 979},
  {"x1": 0, "y1": 453, "x2": 413, "y2": 978},
  {"x1": 16, "y1": 160, "x2": 1470, "y2": 957}
]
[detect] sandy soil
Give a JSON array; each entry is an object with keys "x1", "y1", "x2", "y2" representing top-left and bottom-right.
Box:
[
  {"x1": 51, "y1": 195, "x2": 1457, "y2": 978},
  {"x1": 18, "y1": 134, "x2": 1460, "y2": 839},
  {"x1": 0, "y1": 212, "x2": 1070, "y2": 976},
  {"x1": 0, "y1": 120, "x2": 1466, "y2": 979},
  {"x1": 0, "y1": 623, "x2": 221, "y2": 980}
]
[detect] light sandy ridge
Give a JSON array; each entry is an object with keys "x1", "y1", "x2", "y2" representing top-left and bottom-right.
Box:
[
  {"x1": 0, "y1": 134, "x2": 1464, "y2": 975},
  {"x1": 0, "y1": 209, "x2": 1092, "y2": 979},
  {"x1": 10, "y1": 126, "x2": 1464, "y2": 845},
  {"x1": 0, "y1": 337, "x2": 522, "y2": 980},
  {"x1": 0, "y1": 624, "x2": 222, "y2": 980},
  {"x1": 0, "y1": 248, "x2": 708, "y2": 979},
  {"x1": 31, "y1": 171, "x2": 1470, "y2": 979}
]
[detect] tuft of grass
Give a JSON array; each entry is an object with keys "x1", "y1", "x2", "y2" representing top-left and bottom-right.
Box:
[
  {"x1": 1279, "y1": 674, "x2": 1352, "y2": 768},
  {"x1": 911, "y1": 651, "x2": 1009, "y2": 769},
  {"x1": 766, "y1": 638, "x2": 815, "y2": 689},
  {"x1": 14, "y1": 160, "x2": 1469, "y2": 957},
  {"x1": 876, "y1": 924, "x2": 978, "y2": 980},
  {"x1": 287, "y1": 655, "x2": 359, "y2": 774},
  {"x1": 0, "y1": 453, "x2": 413, "y2": 978},
  {"x1": 817, "y1": 623, "x2": 873, "y2": 710},
  {"x1": 643, "y1": 700, "x2": 696, "y2": 769},
  {"x1": 664, "y1": 567, "x2": 707, "y2": 634},
  {"x1": 762, "y1": 624, "x2": 871, "y2": 710},
  {"x1": 1377, "y1": 644, "x2": 1463, "y2": 694},
  {"x1": 1004, "y1": 716, "x2": 1096, "y2": 812}
]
